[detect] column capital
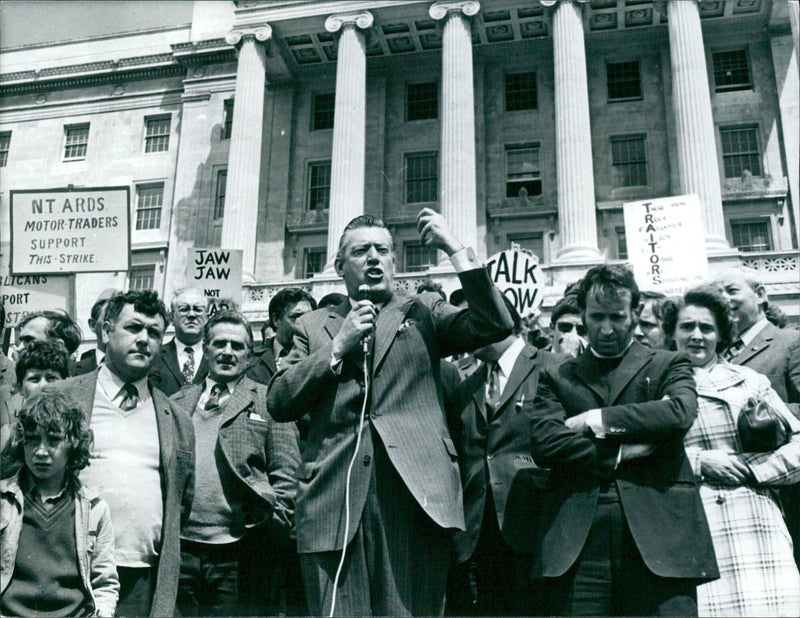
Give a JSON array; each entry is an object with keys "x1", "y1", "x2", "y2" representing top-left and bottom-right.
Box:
[
  {"x1": 225, "y1": 25, "x2": 272, "y2": 46},
  {"x1": 324, "y1": 11, "x2": 374, "y2": 34},
  {"x1": 429, "y1": 0, "x2": 480, "y2": 21}
]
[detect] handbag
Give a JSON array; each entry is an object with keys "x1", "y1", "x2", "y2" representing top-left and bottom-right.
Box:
[{"x1": 737, "y1": 397, "x2": 792, "y2": 453}]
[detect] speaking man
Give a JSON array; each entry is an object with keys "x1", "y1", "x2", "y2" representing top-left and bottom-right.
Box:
[
  {"x1": 529, "y1": 264, "x2": 717, "y2": 616},
  {"x1": 172, "y1": 310, "x2": 300, "y2": 615},
  {"x1": 152, "y1": 288, "x2": 209, "y2": 396},
  {"x1": 53, "y1": 290, "x2": 194, "y2": 616},
  {"x1": 267, "y1": 208, "x2": 512, "y2": 616}
]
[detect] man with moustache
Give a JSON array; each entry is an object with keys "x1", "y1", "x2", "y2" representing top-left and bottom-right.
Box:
[
  {"x1": 152, "y1": 288, "x2": 209, "y2": 396},
  {"x1": 529, "y1": 265, "x2": 717, "y2": 616},
  {"x1": 267, "y1": 208, "x2": 512, "y2": 616},
  {"x1": 53, "y1": 290, "x2": 194, "y2": 616}
]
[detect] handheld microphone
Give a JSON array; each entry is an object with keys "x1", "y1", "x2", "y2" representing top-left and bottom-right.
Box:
[{"x1": 358, "y1": 284, "x2": 373, "y2": 359}]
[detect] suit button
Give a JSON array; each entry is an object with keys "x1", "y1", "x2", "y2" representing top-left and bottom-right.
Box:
[
  {"x1": 363, "y1": 455, "x2": 371, "y2": 466},
  {"x1": 716, "y1": 493, "x2": 726, "y2": 504}
]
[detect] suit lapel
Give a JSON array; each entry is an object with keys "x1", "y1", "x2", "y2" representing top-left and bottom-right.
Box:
[
  {"x1": 151, "y1": 387, "x2": 175, "y2": 470},
  {"x1": 607, "y1": 342, "x2": 652, "y2": 404},
  {"x1": 572, "y1": 352, "x2": 607, "y2": 403},
  {"x1": 220, "y1": 377, "x2": 257, "y2": 425},
  {"x1": 162, "y1": 339, "x2": 184, "y2": 384},
  {"x1": 733, "y1": 324, "x2": 774, "y2": 366},
  {"x1": 373, "y1": 294, "x2": 412, "y2": 374},
  {"x1": 171, "y1": 384, "x2": 202, "y2": 415},
  {"x1": 323, "y1": 301, "x2": 349, "y2": 341},
  {"x1": 495, "y1": 345, "x2": 537, "y2": 412},
  {"x1": 466, "y1": 362, "x2": 490, "y2": 425}
]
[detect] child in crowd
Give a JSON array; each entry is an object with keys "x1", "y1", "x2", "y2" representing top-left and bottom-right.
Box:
[
  {"x1": 0, "y1": 390, "x2": 119, "y2": 616},
  {"x1": 0, "y1": 338, "x2": 71, "y2": 449}
]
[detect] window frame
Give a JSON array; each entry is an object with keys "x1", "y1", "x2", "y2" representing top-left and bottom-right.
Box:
[
  {"x1": 712, "y1": 48, "x2": 752, "y2": 93},
  {"x1": 504, "y1": 71, "x2": 538, "y2": 112},
  {"x1": 63, "y1": 123, "x2": 90, "y2": 161},
  {"x1": 507, "y1": 232, "x2": 545, "y2": 262},
  {"x1": 0, "y1": 131, "x2": 10, "y2": 168},
  {"x1": 729, "y1": 217, "x2": 773, "y2": 253},
  {"x1": 404, "y1": 151, "x2": 439, "y2": 205},
  {"x1": 306, "y1": 160, "x2": 332, "y2": 211},
  {"x1": 213, "y1": 169, "x2": 227, "y2": 220},
  {"x1": 302, "y1": 247, "x2": 327, "y2": 279},
  {"x1": 405, "y1": 82, "x2": 439, "y2": 122},
  {"x1": 615, "y1": 226, "x2": 628, "y2": 260},
  {"x1": 128, "y1": 265, "x2": 156, "y2": 291},
  {"x1": 143, "y1": 114, "x2": 171, "y2": 154},
  {"x1": 311, "y1": 92, "x2": 336, "y2": 131},
  {"x1": 403, "y1": 240, "x2": 439, "y2": 273},
  {"x1": 134, "y1": 182, "x2": 165, "y2": 231},
  {"x1": 505, "y1": 143, "x2": 542, "y2": 199},
  {"x1": 610, "y1": 134, "x2": 648, "y2": 188},
  {"x1": 606, "y1": 60, "x2": 642, "y2": 102},
  {"x1": 719, "y1": 124, "x2": 762, "y2": 178},
  {"x1": 223, "y1": 99, "x2": 234, "y2": 140}
]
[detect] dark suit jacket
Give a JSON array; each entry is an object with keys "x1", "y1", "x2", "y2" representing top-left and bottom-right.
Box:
[
  {"x1": 53, "y1": 369, "x2": 195, "y2": 618},
  {"x1": 71, "y1": 349, "x2": 98, "y2": 376},
  {"x1": 729, "y1": 321, "x2": 800, "y2": 406},
  {"x1": 529, "y1": 342, "x2": 718, "y2": 581},
  {"x1": 448, "y1": 345, "x2": 562, "y2": 561},
  {"x1": 267, "y1": 265, "x2": 513, "y2": 554},
  {"x1": 151, "y1": 338, "x2": 208, "y2": 396},
  {"x1": 172, "y1": 376, "x2": 300, "y2": 535},
  {"x1": 246, "y1": 337, "x2": 279, "y2": 386}
]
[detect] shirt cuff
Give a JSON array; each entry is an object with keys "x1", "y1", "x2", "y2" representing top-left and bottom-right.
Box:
[
  {"x1": 587, "y1": 409, "x2": 606, "y2": 438},
  {"x1": 330, "y1": 352, "x2": 343, "y2": 376},
  {"x1": 449, "y1": 247, "x2": 479, "y2": 272}
]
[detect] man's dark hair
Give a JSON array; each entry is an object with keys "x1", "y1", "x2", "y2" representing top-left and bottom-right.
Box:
[
  {"x1": 551, "y1": 293, "x2": 581, "y2": 326},
  {"x1": 0, "y1": 389, "x2": 92, "y2": 495},
  {"x1": 661, "y1": 286, "x2": 735, "y2": 353},
  {"x1": 577, "y1": 264, "x2": 640, "y2": 311},
  {"x1": 268, "y1": 288, "x2": 317, "y2": 328},
  {"x1": 15, "y1": 339, "x2": 70, "y2": 385},
  {"x1": 19, "y1": 311, "x2": 82, "y2": 354},
  {"x1": 89, "y1": 298, "x2": 108, "y2": 323},
  {"x1": 449, "y1": 288, "x2": 466, "y2": 307},
  {"x1": 765, "y1": 304, "x2": 788, "y2": 329},
  {"x1": 335, "y1": 214, "x2": 391, "y2": 267},
  {"x1": 639, "y1": 290, "x2": 667, "y2": 321},
  {"x1": 318, "y1": 292, "x2": 348, "y2": 309},
  {"x1": 203, "y1": 310, "x2": 254, "y2": 351},
  {"x1": 416, "y1": 278, "x2": 446, "y2": 301},
  {"x1": 103, "y1": 290, "x2": 169, "y2": 329}
]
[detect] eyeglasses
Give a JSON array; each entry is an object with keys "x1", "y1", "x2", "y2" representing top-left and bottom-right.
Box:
[
  {"x1": 175, "y1": 305, "x2": 207, "y2": 316},
  {"x1": 556, "y1": 322, "x2": 587, "y2": 336}
]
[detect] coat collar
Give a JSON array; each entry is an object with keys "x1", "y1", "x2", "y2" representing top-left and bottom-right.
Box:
[
  {"x1": 172, "y1": 376, "x2": 258, "y2": 425},
  {"x1": 572, "y1": 340, "x2": 654, "y2": 405},
  {"x1": 732, "y1": 321, "x2": 776, "y2": 365}
]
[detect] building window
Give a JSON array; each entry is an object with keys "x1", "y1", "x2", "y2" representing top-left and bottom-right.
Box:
[
  {"x1": 135, "y1": 183, "x2": 164, "y2": 230},
  {"x1": 712, "y1": 49, "x2": 751, "y2": 92},
  {"x1": 0, "y1": 132, "x2": 10, "y2": 167},
  {"x1": 606, "y1": 60, "x2": 642, "y2": 101},
  {"x1": 730, "y1": 219, "x2": 772, "y2": 252},
  {"x1": 506, "y1": 145, "x2": 542, "y2": 198},
  {"x1": 508, "y1": 233, "x2": 544, "y2": 260},
  {"x1": 406, "y1": 82, "x2": 438, "y2": 121},
  {"x1": 63, "y1": 123, "x2": 89, "y2": 160},
  {"x1": 129, "y1": 265, "x2": 155, "y2": 291},
  {"x1": 505, "y1": 72, "x2": 537, "y2": 111},
  {"x1": 720, "y1": 125, "x2": 761, "y2": 178},
  {"x1": 303, "y1": 247, "x2": 326, "y2": 278},
  {"x1": 311, "y1": 92, "x2": 335, "y2": 131},
  {"x1": 615, "y1": 226, "x2": 628, "y2": 260},
  {"x1": 213, "y1": 169, "x2": 227, "y2": 220},
  {"x1": 404, "y1": 241, "x2": 438, "y2": 273},
  {"x1": 610, "y1": 134, "x2": 648, "y2": 187},
  {"x1": 223, "y1": 99, "x2": 234, "y2": 140},
  {"x1": 307, "y1": 161, "x2": 332, "y2": 211},
  {"x1": 405, "y1": 152, "x2": 438, "y2": 203},
  {"x1": 144, "y1": 115, "x2": 171, "y2": 153}
]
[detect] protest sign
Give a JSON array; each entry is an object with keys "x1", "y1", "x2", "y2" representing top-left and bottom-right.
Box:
[
  {"x1": 0, "y1": 245, "x2": 71, "y2": 328},
  {"x1": 10, "y1": 187, "x2": 130, "y2": 274},
  {"x1": 623, "y1": 194, "x2": 708, "y2": 295},
  {"x1": 486, "y1": 246, "x2": 544, "y2": 316},
  {"x1": 186, "y1": 248, "x2": 243, "y2": 314}
]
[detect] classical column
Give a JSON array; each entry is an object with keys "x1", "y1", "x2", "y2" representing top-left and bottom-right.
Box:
[
  {"x1": 667, "y1": 1, "x2": 729, "y2": 253},
  {"x1": 430, "y1": 1, "x2": 480, "y2": 256},
  {"x1": 222, "y1": 26, "x2": 271, "y2": 279},
  {"x1": 324, "y1": 11, "x2": 373, "y2": 269},
  {"x1": 546, "y1": 0, "x2": 602, "y2": 263}
]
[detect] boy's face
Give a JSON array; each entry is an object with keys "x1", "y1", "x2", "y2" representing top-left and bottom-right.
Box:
[
  {"x1": 21, "y1": 369, "x2": 63, "y2": 399},
  {"x1": 23, "y1": 428, "x2": 69, "y2": 491}
]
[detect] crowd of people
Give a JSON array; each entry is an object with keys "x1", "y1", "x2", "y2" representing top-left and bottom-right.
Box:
[{"x1": 1, "y1": 206, "x2": 799, "y2": 617}]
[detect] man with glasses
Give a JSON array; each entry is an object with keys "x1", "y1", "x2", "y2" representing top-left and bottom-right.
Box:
[
  {"x1": 549, "y1": 293, "x2": 587, "y2": 358},
  {"x1": 151, "y1": 288, "x2": 209, "y2": 396}
]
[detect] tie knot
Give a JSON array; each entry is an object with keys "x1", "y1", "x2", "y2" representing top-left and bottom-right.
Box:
[
  {"x1": 204, "y1": 382, "x2": 226, "y2": 411},
  {"x1": 122, "y1": 382, "x2": 137, "y2": 396},
  {"x1": 185, "y1": 346, "x2": 194, "y2": 358},
  {"x1": 210, "y1": 382, "x2": 224, "y2": 397},
  {"x1": 118, "y1": 383, "x2": 140, "y2": 412}
]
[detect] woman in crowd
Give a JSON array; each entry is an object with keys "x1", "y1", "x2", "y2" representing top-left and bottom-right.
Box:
[{"x1": 662, "y1": 287, "x2": 800, "y2": 616}]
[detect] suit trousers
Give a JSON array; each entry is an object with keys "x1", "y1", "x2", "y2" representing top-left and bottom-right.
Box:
[
  {"x1": 300, "y1": 426, "x2": 451, "y2": 616},
  {"x1": 117, "y1": 566, "x2": 156, "y2": 617},
  {"x1": 542, "y1": 482, "x2": 698, "y2": 617},
  {"x1": 446, "y1": 492, "x2": 539, "y2": 616},
  {"x1": 176, "y1": 539, "x2": 243, "y2": 616}
]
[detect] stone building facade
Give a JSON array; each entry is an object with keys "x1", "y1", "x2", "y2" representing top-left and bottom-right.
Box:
[{"x1": 0, "y1": 0, "x2": 798, "y2": 343}]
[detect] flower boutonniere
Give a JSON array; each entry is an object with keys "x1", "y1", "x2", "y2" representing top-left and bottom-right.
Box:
[{"x1": 398, "y1": 318, "x2": 417, "y2": 334}]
